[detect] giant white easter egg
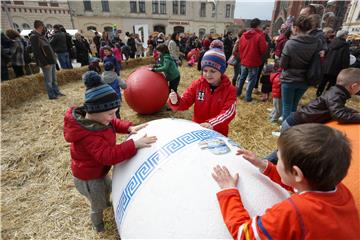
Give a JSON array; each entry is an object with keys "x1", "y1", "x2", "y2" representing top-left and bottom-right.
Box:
[{"x1": 112, "y1": 118, "x2": 289, "y2": 238}]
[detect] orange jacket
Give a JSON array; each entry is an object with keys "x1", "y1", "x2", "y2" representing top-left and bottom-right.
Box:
[{"x1": 217, "y1": 163, "x2": 360, "y2": 239}]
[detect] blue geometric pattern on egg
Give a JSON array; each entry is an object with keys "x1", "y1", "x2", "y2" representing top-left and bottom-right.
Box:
[{"x1": 116, "y1": 129, "x2": 222, "y2": 226}]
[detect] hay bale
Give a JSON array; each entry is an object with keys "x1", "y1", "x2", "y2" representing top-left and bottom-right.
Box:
[{"x1": 1, "y1": 58, "x2": 155, "y2": 111}]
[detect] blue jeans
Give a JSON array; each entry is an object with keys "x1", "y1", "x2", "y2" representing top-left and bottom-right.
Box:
[
  {"x1": 264, "y1": 119, "x2": 292, "y2": 163},
  {"x1": 232, "y1": 60, "x2": 241, "y2": 86},
  {"x1": 41, "y1": 64, "x2": 60, "y2": 99},
  {"x1": 236, "y1": 65, "x2": 259, "y2": 101},
  {"x1": 57, "y1": 52, "x2": 72, "y2": 69},
  {"x1": 281, "y1": 82, "x2": 308, "y2": 121}
]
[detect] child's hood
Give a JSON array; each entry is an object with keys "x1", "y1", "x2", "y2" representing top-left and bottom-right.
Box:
[
  {"x1": 63, "y1": 107, "x2": 111, "y2": 143},
  {"x1": 102, "y1": 71, "x2": 118, "y2": 84}
]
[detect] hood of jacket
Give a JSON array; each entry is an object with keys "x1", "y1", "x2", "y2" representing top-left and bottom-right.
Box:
[
  {"x1": 102, "y1": 71, "x2": 118, "y2": 84},
  {"x1": 243, "y1": 28, "x2": 263, "y2": 40},
  {"x1": 64, "y1": 107, "x2": 112, "y2": 143}
]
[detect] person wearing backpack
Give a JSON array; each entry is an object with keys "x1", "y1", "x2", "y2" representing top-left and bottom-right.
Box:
[{"x1": 280, "y1": 16, "x2": 319, "y2": 121}]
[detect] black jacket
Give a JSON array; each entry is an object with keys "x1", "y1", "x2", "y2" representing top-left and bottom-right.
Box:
[
  {"x1": 29, "y1": 30, "x2": 57, "y2": 67},
  {"x1": 323, "y1": 38, "x2": 350, "y2": 76},
  {"x1": 50, "y1": 31, "x2": 68, "y2": 53},
  {"x1": 280, "y1": 35, "x2": 319, "y2": 83},
  {"x1": 291, "y1": 85, "x2": 360, "y2": 124}
]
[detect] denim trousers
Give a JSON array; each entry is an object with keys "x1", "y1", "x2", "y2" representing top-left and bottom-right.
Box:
[
  {"x1": 232, "y1": 61, "x2": 241, "y2": 86},
  {"x1": 281, "y1": 82, "x2": 308, "y2": 121},
  {"x1": 57, "y1": 52, "x2": 72, "y2": 69},
  {"x1": 41, "y1": 64, "x2": 60, "y2": 99},
  {"x1": 237, "y1": 65, "x2": 259, "y2": 101},
  {"x1": 270, "y1": 98, "x2": 282, "y2": 122}
]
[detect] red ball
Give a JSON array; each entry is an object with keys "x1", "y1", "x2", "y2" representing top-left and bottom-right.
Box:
[{"x1": 124, "y1": 66, "x2": 169, "y2": 115}]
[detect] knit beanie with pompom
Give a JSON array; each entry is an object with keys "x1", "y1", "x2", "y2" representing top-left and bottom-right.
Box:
[{"x1": 82, "y1": 71, "x2": 120, "y2": 113}]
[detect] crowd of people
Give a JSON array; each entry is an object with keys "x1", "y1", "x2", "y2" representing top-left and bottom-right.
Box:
[{"x1": 1, "y1": 8, "x2": 360, "y2": 237}]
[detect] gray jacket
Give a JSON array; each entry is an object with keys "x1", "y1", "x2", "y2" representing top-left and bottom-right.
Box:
[{"x1": 280, "y1": 35, "x2": 320, "y2": 83}]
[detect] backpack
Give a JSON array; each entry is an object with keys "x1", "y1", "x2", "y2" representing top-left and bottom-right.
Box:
[{"x1": 306, "y1": 41, "x2": 322, "y2": 86}]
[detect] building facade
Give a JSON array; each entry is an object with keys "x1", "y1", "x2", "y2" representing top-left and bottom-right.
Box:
[
  {"x1": 270, "y1": 0, "x2": 351, "y2": 36},
  {"x1": 68, "y1": 0, "x2": 235, "y2": 39},
  {"x1": 342, "y1": 0, "x2": 360, "y2": 34},
  {"x1": 1, "y1": 0, "x2": 73, "y2": 32}
]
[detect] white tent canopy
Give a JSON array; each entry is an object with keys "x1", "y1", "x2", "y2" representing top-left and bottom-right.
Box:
[{"x1": 20, "y1": 29, "x2": 79, "y2": 37}]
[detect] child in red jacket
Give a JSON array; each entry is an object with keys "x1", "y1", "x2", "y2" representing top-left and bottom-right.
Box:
[
  {"x1": 168, "y1": 48, "x2": 237, "y2": 136},
  {"x1": 269, "y1": 62, "x2": 282, "y2": 123},
  {"x1": 63, "y1": 71, "x2": 157, "y2": 232},
  {"x1": 212, "y1": 124, "x2": 360, "y2": 240}
]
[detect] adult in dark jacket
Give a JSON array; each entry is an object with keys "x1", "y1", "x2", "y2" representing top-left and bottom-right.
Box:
[
  {"x1": 30, "y1": 20, "x2": 63, "y2": 99},
  {"x1": 60, "y1": 27, "x2": 74, "y2": 68},
  {"x1": 74, "y1": 32, "x2": 89, "y2": 66},
  {"x1": 50, "y1": 24, "x2": 71, "y2": 69},
  {"x1": 280, "y1": 16, "x2": 319, "y2": 121},
  {"x1": 317, "y1": 30, "x2": 350, "y2": 96},
  {"x1": 93, "y1": 32, "x2": 101, "y2": 57},
  {"x1": 237, "y1": 18, "x2": 268, "y2": 102},
  {"x1": 255, "y1": 25, "x2": 273, "y2": 91},
  {"x1": 223, "y1": 32, "x2": 233, "y2": 61},
  {"x1": 1, "y1": 32, "x2": 13, "y2": 81},
  {"x1": 127, "y1": 34, "x2": 136, "y2": 59}
]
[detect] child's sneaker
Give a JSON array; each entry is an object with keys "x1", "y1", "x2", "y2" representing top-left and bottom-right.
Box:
[
  {"x1": 272, "y1": 131, "x2": 281, "y2": 137},
  {"x1": 93, "y1": 222, "x2": 105, "y2": 233},
  {"x1": 278, "y1": 116, "x2": 283, "y2": 122}
]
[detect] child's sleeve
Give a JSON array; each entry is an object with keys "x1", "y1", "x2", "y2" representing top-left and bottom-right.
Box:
[
  {"x1": 153, "y1": 58, "x2": 170, "y2": 73},
  {"x1": 168, "y1": 80, "x2": 198, "y2": 111},
  {"x1": 327, "y1": 95, "x2": 360, "y2": 123},
  {"x1": 217, "y1": 188, "x2": 299, "y2": 240},
  {"x1": 207, "y1": 87, "x2": 236, "y2": 133},
  {"x1": 112, "y1": 119, "x2": 132, "y2": 134},
  {"x1": 82, "y1": 136, "x2": 137, "y2": 165},
  {"x1": 263, "y1": 162, "x2": 294, "y2": 192},
  {"x1": 118, "y1": 78, "x2": 127, "y2": 89}
]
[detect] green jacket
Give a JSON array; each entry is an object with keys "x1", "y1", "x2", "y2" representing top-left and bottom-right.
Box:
[{"x1": 153, "y1": 53, "x2": 180, "y2": 82}]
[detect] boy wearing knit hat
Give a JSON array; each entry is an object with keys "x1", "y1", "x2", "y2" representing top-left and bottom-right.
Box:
[
  {"x1": 168, "y1": 48, "x2": 237, "y2": 136},
  {"x1": 63, "y1": 71, "x2": 157, "y2": 232}
]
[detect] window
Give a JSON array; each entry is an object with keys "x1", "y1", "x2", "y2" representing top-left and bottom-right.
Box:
[
  {"x1": 87, "y1": 26, "x2": 97, "y2": 31},
  {"x1": 50, "y1": 0, "x2": 59, "y2": 7},
  {"x1": 173, "y1": 0, "x2": 178, "y2": 14},
  {"x1": 130, "y1": 0, "x2": 137, "y2": 13},
  {"x1": 14, "y1": 1, "x2": 24, "y2": 5},
  {"x1": 22, "y1": 23, "x2": 30, "y2": 29},
  {"x1": 38, "y1": 1, "x2": 47, "y2": 6},
  {"x1": 101, "y1": 0, "x2": 109, "y2": 12},
  {"x1": 83, "y1": 0, "x2": 92, "y2": 11},
  {"x1": 139, "y1": 0, "x2": 145, "y2": 13},
  {"x1": 174, "y1": 26, "x2": 184, "y2": 33},
  {"x1": 152, "y1": 0, "x2": 158, "y2": 14},
  {"x1": 13, "y1": 23, "x2": 20, "y2": 29},
  {"x1": 160, "y1": 0, "x2": 166, "y2": 14},
  {"x1": 211, "y1": 2, "x2": 215, "y2": 17},
  {"x1": 231, "y1": 4, "x2": 235, "y2": 18},
  {"x1": 4, "y1": 1, "x2": 11, "y2": 4},
  {"x1": 180, "y1": 0, "x2": 185, "y2": 15},
  {"x1": 225, "y1": 4, "x2": 230, "y2": 18},
  {"x1": 200, "y1": 2, "x2": 206, "y2": 17},
  {"x1": 210, "y1": 28, "x2": 215, "y2": 34}
]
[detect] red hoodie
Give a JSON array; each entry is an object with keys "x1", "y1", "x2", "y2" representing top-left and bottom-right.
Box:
[
  {"x1": 239, "y1": 28, "x2": 268, "y2": 67},
  {"x1": 63, "y1": 107, "x2": 137, "y2": 180},
  {"x1": 168, "y1": 74, "x2": 236, "y2": 136}
]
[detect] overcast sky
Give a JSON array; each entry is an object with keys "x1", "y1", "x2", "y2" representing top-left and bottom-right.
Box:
[{"x1": 234, "y1": 0, "x2": 275, "y2": 20}]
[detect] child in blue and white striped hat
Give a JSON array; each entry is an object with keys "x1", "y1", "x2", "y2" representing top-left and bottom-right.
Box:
[{"x1": 168, "y1": 48, "x2": 237, "y2": 136}]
